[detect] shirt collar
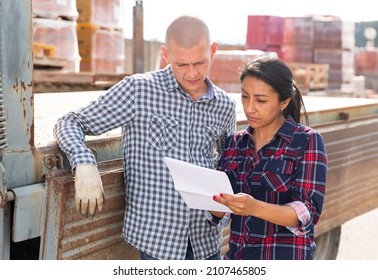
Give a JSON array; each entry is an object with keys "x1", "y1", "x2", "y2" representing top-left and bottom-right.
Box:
[{"x1": 241, "y1": 115, "x2": 297, "y2": 143}]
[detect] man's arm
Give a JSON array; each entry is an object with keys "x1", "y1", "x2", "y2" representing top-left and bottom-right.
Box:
[{"x1": 53, "y1": 78, "x2": 136, "y2": 215}]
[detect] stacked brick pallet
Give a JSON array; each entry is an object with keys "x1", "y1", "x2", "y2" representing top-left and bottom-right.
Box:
[
  {"x1": 246, "y1": 15, "x2": 356, "y2": 93},
  {"x1": 208, "y1": 49, "x2": 277, "y2": 92},
  {"x1": 32, "y1": 0, "x2": 81, "y2": 72},
  {"x1": 312, "y1": 18, "x2": 355, "y2": 90},
  {"x1": 354, "y1": 21, "x2": 378, "y2": 94},
  {"x1": 76, "y1": 0, "x2": 125, "y2": 74}
]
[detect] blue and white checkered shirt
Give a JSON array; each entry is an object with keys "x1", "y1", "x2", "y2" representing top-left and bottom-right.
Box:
[{"x1": 53, "y1": 65, "x2": 236, "y2": 259}]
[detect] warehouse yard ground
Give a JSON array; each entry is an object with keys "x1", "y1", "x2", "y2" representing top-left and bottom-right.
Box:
[{"x1": 337, "y1": 207, "x2": 378, "y2": 259}]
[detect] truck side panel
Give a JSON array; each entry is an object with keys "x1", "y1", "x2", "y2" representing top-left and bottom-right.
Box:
[
  {"x1": 41, "y1": 159, "x2": 139, "y2": 260},
  {"x1": 315, "y1": 117, "x2": 378, "y2": 236}
]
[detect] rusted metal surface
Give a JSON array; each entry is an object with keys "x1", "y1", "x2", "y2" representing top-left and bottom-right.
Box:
[
  {"x1": 315, "y1": 117, "x2": 378, "y2": 236},
  {"x1": 34, "y1": 136, "x2": 122, "y2": 175},
  {"x1": 41, "y1": 159, "x2": 139, "y2": 260},
  {"x1": 12, "y1": 183, "x2": 44, "y2": 242}
]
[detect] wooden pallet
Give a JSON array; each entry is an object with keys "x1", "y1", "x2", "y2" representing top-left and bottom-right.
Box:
[
  {"x1": 33, "y1": 70, "x2": 128, "y2": 93},
  {"x1": 289, "y1": 63, "x2": 329, "y2": 91}
]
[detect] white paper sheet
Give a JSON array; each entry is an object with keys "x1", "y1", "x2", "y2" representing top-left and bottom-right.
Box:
[{"x1": 164, "y1": 157, "x2": 234, "y2": 212}]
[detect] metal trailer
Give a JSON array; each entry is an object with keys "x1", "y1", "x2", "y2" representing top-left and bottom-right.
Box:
[
  {"x1": 0, "y1": 1, "x2": 137, "y2": 260},
  {"x1": 1, "y1": 1, "x2": 378, "y2": 260}
]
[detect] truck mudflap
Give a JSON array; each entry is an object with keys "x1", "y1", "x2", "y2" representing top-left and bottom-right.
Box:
[{"x1": 41, "y1": 159, "x2": 139, "y2": 260}]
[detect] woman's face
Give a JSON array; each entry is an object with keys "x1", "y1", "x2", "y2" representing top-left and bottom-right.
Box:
[{"x1": 241, "y1": 76, "x2": 289, "y2": 130}]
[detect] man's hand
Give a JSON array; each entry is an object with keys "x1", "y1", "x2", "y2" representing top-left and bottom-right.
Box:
[{"x1": 74, "y1": 164, "x2": 105, "y2": 215}]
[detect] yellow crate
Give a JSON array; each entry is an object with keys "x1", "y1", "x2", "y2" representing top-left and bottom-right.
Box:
[{"x1": 33, "y1": 42, "x2": 56, "y2": 57}]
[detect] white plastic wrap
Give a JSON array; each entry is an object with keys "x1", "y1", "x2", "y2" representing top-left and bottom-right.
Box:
[
  {"x1": 78, "y1": 25, "x2": 125, "y2": 73},
  {"x1": 32, "y1": 0, "x2": 79, "y2": 21},
  {"x1": 33, "y1": 18, "x2": 81, "y2": 72},
  {"x1": 77, "y1": 0, "x2": 124, "y2": 29}
]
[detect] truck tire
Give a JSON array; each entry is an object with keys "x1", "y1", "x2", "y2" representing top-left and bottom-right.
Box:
[{"x1": 314, "y1": 226, "x2": 341, "y2": 260}]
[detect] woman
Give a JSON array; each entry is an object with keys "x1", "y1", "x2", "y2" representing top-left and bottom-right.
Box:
[{"x1": 213, "y1": 56, "x2": 328, "y2": 260}]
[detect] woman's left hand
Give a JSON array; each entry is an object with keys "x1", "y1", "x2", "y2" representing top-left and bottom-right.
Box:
[{"x1": 213, "y1": 193, "x2": 256, "y2": 216}]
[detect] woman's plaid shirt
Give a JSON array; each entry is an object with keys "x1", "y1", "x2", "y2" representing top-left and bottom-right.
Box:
[{"x1": 219, "y1": 117, "x2": 328, "y2": 259}]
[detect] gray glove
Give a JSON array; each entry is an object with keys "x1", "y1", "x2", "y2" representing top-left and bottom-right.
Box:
[{"x1": 74, "y1": 164, "x2": 105, "y2": 215}]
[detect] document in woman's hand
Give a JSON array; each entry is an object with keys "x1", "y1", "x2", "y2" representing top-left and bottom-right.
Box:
[{"x1": 164, "y1": 157, "x2": 234, "y2": 212}]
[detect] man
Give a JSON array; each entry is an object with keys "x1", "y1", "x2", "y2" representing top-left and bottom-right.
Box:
[{"x1": 53, "y1": 15, "x2": 236, "y2": 260}]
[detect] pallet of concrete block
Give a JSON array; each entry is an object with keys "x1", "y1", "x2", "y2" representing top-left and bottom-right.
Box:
[
  {"x1": 76, "y1": 0, "x2": 124, "y2": 29},
  {"x1": 33, "y1": 42, "x2": 67, "y2": 69},
  {"x1": 77, "y1": 23, "x2": 125, "y2": 74},
  {"x1": 32, "y1": 0, "x2": 78, "y2": 21},
  {"x1": 288, "y1": 63, "x2": 329, "y2": 91},
  {"x1": 33, "y1": 18, "x2": 81, "y2": 73}
]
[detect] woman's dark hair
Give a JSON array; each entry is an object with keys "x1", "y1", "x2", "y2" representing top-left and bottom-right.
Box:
[{"x1": 239, "y1": 56, "x2": 309, "y2": 125}]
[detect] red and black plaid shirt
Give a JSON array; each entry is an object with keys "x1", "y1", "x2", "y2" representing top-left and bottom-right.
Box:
[{"x1": 218, "y1": 116, "x2": 328, "y2": 260}]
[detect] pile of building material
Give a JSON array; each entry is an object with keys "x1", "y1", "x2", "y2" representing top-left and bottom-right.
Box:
[
  {"x1": 245, "y1": 15, "x2": 356, "y2": 94},
  {"x1": 32, "y1": 0, "x2": 81, "y2": 72},
  {"x1": 76, "y1": 0, "x2": 125, "y2": 74},
  {"x1": 354, "y1": 22, "x2": 378, "y2": 95},
  {"x1": 32, "y1": 0, "x2": 125, "y2": 74}
]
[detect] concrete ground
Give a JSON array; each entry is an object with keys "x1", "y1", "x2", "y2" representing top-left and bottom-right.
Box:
[{"x1": 336, "y1": 207, "x2": 378, "y2": 260}]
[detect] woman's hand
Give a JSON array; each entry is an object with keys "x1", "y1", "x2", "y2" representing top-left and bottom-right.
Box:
[
  {"x1": 214, "y1": 193, "x2": 300, "y2": 227},
  {"x1": 213, "y1": 193, "x2": 256, "y2": 216}
]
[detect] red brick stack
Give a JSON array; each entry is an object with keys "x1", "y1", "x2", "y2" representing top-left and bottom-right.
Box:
[
  {"x1": 245, "y1": 15, "x2": 356, "y2": 92},
  {"x1": 281, "y1": 16, "x2": 314, "y2": 63},
  {"x1": 246, "y1": 15, "x2": 284, "y2": 57},
  {"x1": 313, "y1": 17, "x2": 355, "y2": 90},
  {"x1": 208, "y1": 49, "x2": 277, "y2": 92}
]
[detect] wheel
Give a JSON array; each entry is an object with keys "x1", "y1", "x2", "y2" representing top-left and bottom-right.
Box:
[{"x1": 314, "y1": 226, "x2": 341, "y2": 260}]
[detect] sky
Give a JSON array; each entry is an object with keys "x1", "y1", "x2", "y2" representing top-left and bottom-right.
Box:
[{"x1": 122, "y1": 0, "x2": 378, "y2": 45}]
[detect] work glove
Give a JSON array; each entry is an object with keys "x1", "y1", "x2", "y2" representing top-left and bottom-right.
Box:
[{"x1": 74, "y1": 164, "x2": 105, "y2": 215}]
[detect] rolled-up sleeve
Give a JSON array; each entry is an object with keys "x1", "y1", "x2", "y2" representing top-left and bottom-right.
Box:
[
  {"x1": 290, "y1": 131, "x2": 328, "y2": 235},
  {"x1": 286, "y1": 200, "x2": 311, "y2": 236}
]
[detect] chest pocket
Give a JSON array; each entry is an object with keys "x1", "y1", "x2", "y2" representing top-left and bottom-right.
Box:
[
  {"x1": 148, "y1": 114, "x2": 179, "y2": 150},
  {"x1": 261, "y1": 159, "x2": 295, "y2": 192},
  {"x1": 202, "y1": 124, "x2": 222, "y2": 157}
]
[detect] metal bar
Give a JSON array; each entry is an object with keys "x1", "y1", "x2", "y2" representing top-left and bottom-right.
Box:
[
  {"x1": 0, "y1": 0, "x2": 10, "y2": 260},
  {"x1": 133, "y1": 0, "x2": 144, "y2": 73},
  {"x1": 1, "y1": 0, "x2": 36, "y2": 188}
]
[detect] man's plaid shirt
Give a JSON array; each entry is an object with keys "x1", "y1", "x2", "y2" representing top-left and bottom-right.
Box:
[{"x1": 53, "y1": 65, "x2": 236, "y2": 259}]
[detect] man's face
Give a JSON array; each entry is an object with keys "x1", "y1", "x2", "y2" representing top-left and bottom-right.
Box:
[{"x1": 162, "y1": 39, "x2": 217, "y2": 98}]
